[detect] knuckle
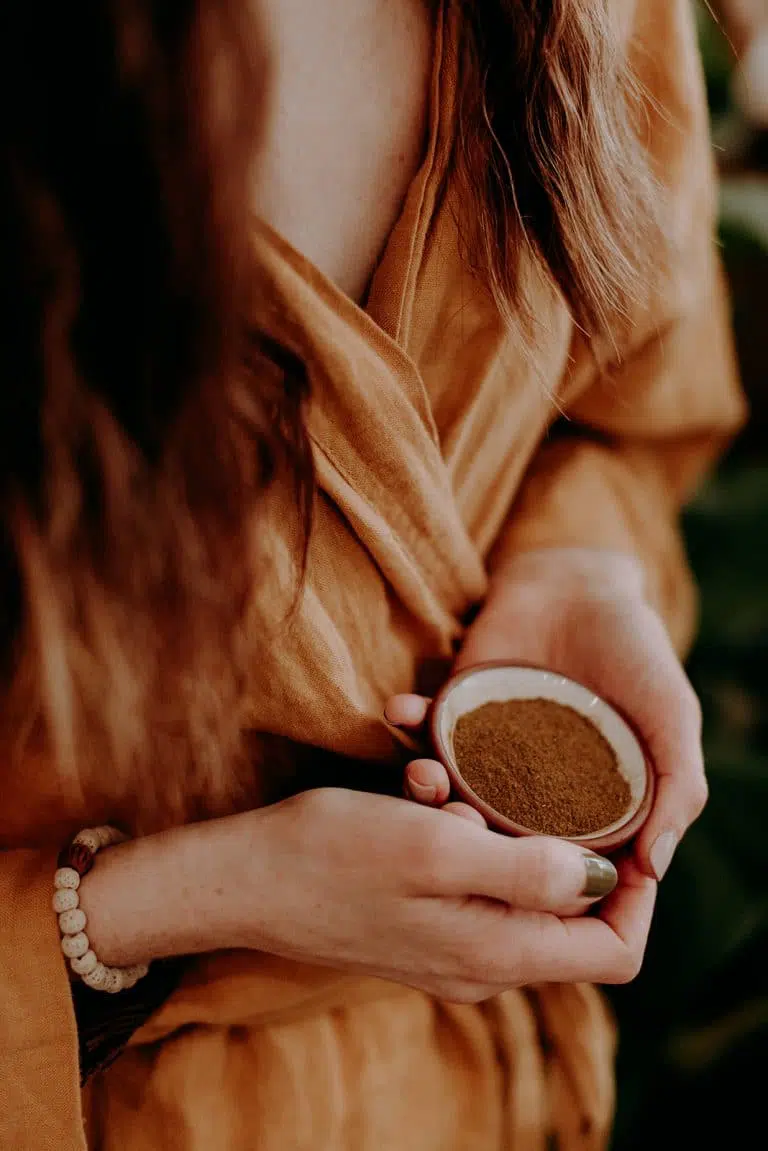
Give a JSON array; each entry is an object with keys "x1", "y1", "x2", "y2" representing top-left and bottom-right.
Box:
[
  {"x1": 447, "y1": 984, "x2": 473, "y2": 1004},
  {"x1": 689, "y1": 775, "x2": 709, "y2": 818},
  {"x1": 443, "y1": 936, "x2": 489, "y2": 984},
  {"x1": 518, "y1": 840, "x2": 560, "y2": 903},
  {"x1": 443, "y1": 982, "x2": 479, "y2": 1004},
  {"x1": 301, "y1": 788, "x2": 363, "y2": 831},
  {"x1": 442, "y1": 925, "x2": 511, "y2": 986},
  {"x1": 298, "y1": 787, "x2": 343, "y2": 817},
  {"x1": 283, "y1": 788, "x2": 328, "y2": 829},
  {"x1": 604, "y1": 947, "x2": 644, "y2": 986},
  {"x1": 461, "y1": 951, "x2": 504, "y2": 986},
  {"x1": 440, "y1": 981, "x2": 496, "y2": 1005},
  {"x1": 514, "y1": 913, "x2": 558, "y2": 977},
  {"x1": 403, "y1": 824, "x2": 447, "y2": 888},
  {"x1": 680, "y1": 685, "x2": 703, "y2": 732}
]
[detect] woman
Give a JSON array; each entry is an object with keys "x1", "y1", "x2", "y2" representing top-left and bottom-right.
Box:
[{"x1": 0, "y1": 1, "x2": 745, "y2": 1148}]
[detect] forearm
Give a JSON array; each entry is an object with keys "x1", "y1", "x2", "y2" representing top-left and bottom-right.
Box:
[
  {"x1": 485, "y1": 440, "x2": 703, "y2": 653},
  {"x1": 77, "y1": 810, "x2": 261, "y2": 968}
]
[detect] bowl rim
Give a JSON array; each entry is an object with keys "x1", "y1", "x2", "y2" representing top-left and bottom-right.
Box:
[{"x1": 428, "y1": 659, "x2": 655, "y2": 853}]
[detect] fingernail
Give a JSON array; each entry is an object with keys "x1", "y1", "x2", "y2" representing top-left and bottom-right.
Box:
[
  {"x1": 582, "y1": 855, "x2": 619, "y2": 899},
  {"x1": 407, "y1": 779, "x2": 437, "y2": 803},
  {"x1": 650, "y1": 831, "x2": 678, "y2": 881}
]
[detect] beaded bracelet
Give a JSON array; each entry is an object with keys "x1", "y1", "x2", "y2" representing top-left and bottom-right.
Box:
[{"x1": 53, "y1": 826, "x2": 149, "y2": 994}]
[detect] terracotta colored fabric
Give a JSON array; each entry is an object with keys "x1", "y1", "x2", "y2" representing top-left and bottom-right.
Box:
[{"x1": 0, "y1": 1, "x2": 745, "y2": 1149}]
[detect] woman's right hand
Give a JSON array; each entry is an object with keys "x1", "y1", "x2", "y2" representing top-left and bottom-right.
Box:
[{"x1": 80, "y1": 788, "x2": 655, "y2": 1002}]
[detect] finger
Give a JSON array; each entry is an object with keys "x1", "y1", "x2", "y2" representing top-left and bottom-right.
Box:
[
  {"x1": 404, "y1": 759, "x2": 451, "y2": 806},
  {"x1": 581, "y1": 608, "x2": 707, "y2": 881},
  {"x1": 637, "y1": 704, "x2": 704, "y2": 880},
  {"x1": 441, "y1": 802, "x2": 487, "y2": 826},
  {"x1": 385, "y1": 694, "x2": 430, "y2": 729},
  {"x1": 433, "y1": 825, "x2": 619, "y2": 914},
  {"x1": 560, "y1": 855, "x2": 657, "y2": 982},
  {"x1": 525, "y1": 856, "x2": 655, "y2": 983},
  {"x1": 624, "y1": 667, "x2": 705, "y2": 881},
  {"x1": 432, "y1": 854, "x2": 657, "y2": 988}
]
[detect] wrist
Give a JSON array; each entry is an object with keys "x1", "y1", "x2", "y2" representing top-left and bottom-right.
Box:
[
  {"x1": 76, "y1": 812, "x2": 264, "y2": 967},
  {"x1": 489, "y1": 547, "x2": 646, "y2": 605}
]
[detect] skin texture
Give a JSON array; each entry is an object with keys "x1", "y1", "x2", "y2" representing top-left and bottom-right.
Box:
[
  {"x1": 78, "y1": 547, "x2": 684, "y2": 1002},
  {"x1": 79, "y1": 781, "x2": 650, "y2": 1002},
  {"x1": 77, "y1": 0, "x2": 703, "y2": 999},
  {"x1": 249, "y1": 0, "x2": 434, "y2": 301},
  {"x1": 390, "y1": 546, "x2": 708, "y2": 970}
]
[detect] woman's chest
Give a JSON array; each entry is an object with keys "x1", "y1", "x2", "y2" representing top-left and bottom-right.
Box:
[{"x1": 249, "y1": 0, "x2": 434, "y2": 303}]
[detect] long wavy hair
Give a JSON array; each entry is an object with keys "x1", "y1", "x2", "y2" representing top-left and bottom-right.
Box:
[{"x1": 0, "y1": 0, "x2": 662, "y2": 822}]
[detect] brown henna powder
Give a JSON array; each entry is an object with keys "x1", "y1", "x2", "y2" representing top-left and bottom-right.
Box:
[{"x1": 452, "y1": 698, "x2": 631, "y2": 836}]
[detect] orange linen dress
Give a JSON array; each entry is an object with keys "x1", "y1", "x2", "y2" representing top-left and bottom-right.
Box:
[{"x1": 0, "y1": 1, "x2": 745, "y2": 1148}]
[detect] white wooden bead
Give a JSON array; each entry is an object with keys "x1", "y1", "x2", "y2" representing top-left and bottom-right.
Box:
[
  {"x1": 58, "y1": 908, "x2": 87, "y2": 936},
  {"x1": 102, "y1": 968, "x2": 125, "y2": 994},
  {"x1": 121, "y1": 964, "x2": 149, "y2": 989},
  {"x1": 82, "y1": 962, "x2": 109, "y2": 990},
  {"x1": 52, "y1": 888, "x2": 79, "y2": 914},
  {"x1": 84, "y1": 963, "x2": 110, "y2": 990},
  {"x1": 73, "y1": 825, "x2": 126, "y2": 851},
  {"x1": 55, "y1": 826, "x2": 148, "y2": 994},
  {"x1": 54, "y1": 867, "x2": 80, "y2": 891},
  {"x1": 61, "y1": 931, "x2": 90, "y2": 959},
  {"x1": 70, "y1": 949, "x2": 98, "y2": 976},
  {"x1": 103, "y1": 826, "x2": 128, "y2": 847}
]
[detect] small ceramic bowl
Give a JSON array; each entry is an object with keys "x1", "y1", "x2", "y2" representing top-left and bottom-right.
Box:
[{"x1": 429, "y1": 661, "x2": 654, "y2": 853}]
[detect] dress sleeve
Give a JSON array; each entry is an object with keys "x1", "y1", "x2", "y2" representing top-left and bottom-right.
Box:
[
  {"x1": 1, "y1": 842, "x2": 186, "y2": 1148},
  {"x1": 490, "y1": 0, "x2": 747, "y2": 653},
  {"x1": 0, "y1": 848, "x2": 85, "y2": 1150}
]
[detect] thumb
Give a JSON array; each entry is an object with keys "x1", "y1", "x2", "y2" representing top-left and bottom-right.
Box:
[{"x1": 439, "y1": 826, "x2": 619, "y2": 915}]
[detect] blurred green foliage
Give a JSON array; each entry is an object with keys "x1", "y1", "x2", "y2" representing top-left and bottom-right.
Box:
[{"x1": 610, "y1": 6, "x2": 768, "y2": 1147}]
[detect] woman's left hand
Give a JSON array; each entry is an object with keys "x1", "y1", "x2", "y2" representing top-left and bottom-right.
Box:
[{"x1": 387, "y1": 548, "x2": 707, "y2": 882}]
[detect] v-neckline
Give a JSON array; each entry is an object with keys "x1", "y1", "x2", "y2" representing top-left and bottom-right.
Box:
[
  {"x1": 248, "y1": 1, "x2": 486, "y2": 643},
  {"x1": 251, "y1": 0, "x2": 452, "y2": 351}
]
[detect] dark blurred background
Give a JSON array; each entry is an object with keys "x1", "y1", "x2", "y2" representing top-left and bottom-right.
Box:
[{"x1": 610, "y1": 4, "x2": 768, "y2": 1146}]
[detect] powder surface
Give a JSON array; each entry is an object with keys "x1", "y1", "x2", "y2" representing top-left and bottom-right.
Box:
[{"x1": 452, "y1": 698, "x2": 631, "y2": 837}]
